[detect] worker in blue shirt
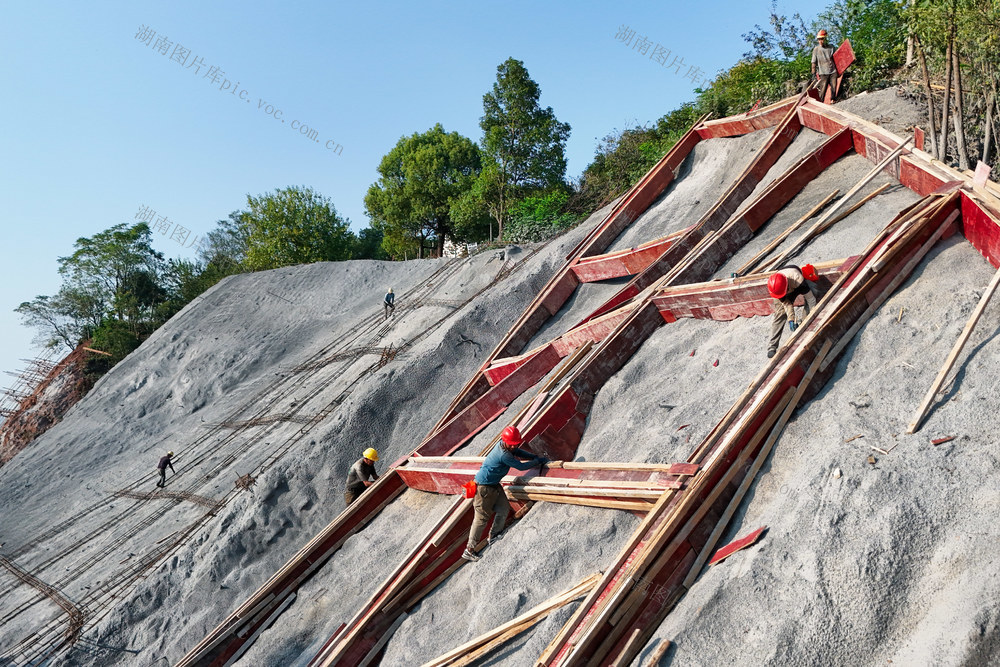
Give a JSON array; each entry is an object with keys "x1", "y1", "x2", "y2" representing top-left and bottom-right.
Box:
[
  {"x1": 463, "y1": 426, "x2": 548, "y2": 561},
  {"x1": 384, "y1": 288, "x2": 395, "y2": 320}
]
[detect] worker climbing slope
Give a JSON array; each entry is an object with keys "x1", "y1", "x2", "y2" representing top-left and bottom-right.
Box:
[
  {"x1": 767, "y1": 264, "x2": 820, "y2": 358},
  {"x1": 462, "y1": 426, "x2": 548, "y2": 561},
  {"x1": 156, "y1": 451, "x2": 175, "y2": 488},
  {"x1": 384, "y1": 288, "x2": 395, "y2": 320},
  {"x1": 344, "y1": 448, "x2": 380, "y2": 506}
]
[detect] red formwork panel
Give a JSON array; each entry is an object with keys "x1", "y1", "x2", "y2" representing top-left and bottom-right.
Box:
[
  {"x1": 585, "y1": 102, "x2": 805, "y2": 324},
  {"x1": 397, "y1": 458, "x2": 691, "y2": 496},
  {"x1": 415, "y1": 343, "x2": 563, "y2": 457},
  {"x1": 652, "y1": 262, "x2": 846, "y2": 322},
  {"x1": 742, "y1": 127, "x2": 854, "y2": 233},
  {"x1": 960, "y1": 191, "x2": 1000, "y2": 268},
  {"x1": 696, "y1": 98, "x2": 798, "y2": 139},
  {"x1": 899, "y1": 157, "x2": 948, "y2": 197},
  {"x1": 571, "y1": 228, "x2": 692, "y2": 283},
  {"x1": 797, "y1": 103, "x2": 847, "y2": 137},
  {"x1": 540, "y1": 271, "x2": 581, "y2": 317},
  {"x1": 551, "y1": 306, "x2": 634, "y2": 357},
  {"x1": 484, "y1": 346, "x2": 544, "y2": 386},
  {"x1": 579, "y1": 132, "x2": 703, "y2": 261},
  {"x1": 827, "y1": 39, "x2": 855, "y2": 103}
]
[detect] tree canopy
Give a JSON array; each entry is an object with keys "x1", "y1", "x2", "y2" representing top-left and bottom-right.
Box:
[
  {"x1": 365, "y1": 124, "x2": 482, "y2": 258},
  {"x1": 242, "y1": 186, "x2": 354, "y2": 270}
]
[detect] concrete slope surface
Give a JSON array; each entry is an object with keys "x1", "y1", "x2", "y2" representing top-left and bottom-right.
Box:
[{"x1": 2, "y1": 88, "x2": 999, "y2": 667}]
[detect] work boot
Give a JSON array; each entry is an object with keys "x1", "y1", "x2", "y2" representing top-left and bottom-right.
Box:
[
  {"x1": 461, "y1": 547, "x2": 481, "y2": 562},
  {"x1": 767, "y1": 348, "x2": 776, "y2": 359},
  {"x1": 487, "y1": 532, "x2": 503, "y2": 546}
]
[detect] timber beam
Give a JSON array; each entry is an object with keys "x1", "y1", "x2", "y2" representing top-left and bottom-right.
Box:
[
  {"x1": 538, "y1": 190, "x2": 963, "y2": 667},
  {"x1": 651, "y1": 258, "x2": 851, "y2": 323},
  {"x1": 585, "y1": 91, "x2": 809, "y2": 324}
]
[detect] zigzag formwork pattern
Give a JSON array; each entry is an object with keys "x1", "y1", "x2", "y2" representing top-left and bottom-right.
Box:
[{"x1": 179, "y1": 90, "x2": 1000, "y2": 667}]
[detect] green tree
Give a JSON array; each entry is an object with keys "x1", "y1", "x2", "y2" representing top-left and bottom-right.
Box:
[
  {"x1": 365, "y1": 124, "x2": 482, "y2": 258},
  {"x1": 242, "y1": 186, "x2": 354, "y2": 270},
  {"x1": 478, "y1": 58, "x2": 571, "y2": 238},
  {"x1": 16, "y1": 222, "x2": 166, "y2": 353}
]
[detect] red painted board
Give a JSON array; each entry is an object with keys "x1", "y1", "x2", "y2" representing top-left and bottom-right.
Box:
[
  {"x1": 709, "y1": 526, "x2": 768, "y2": 565},
  {"x1": 414, "y1": 344, "x2": 561, "y2": 457},
  {"x1": 484, "y1": 346, "x2": 544, "y2": 386},
  {"x1": 577, "y1": 128, "x2": 702, "y2": 261},
  {"x1": 834, "y1": 39, "x2": 855, "y2": 74},
  {"x1": 696, "y1": 98, "x2": 798, "y2": 139},
  {"x1": 586, "y1": 98, "x2": 804, "y2": 324},
  {"x1": 959, "y1": 191, "x2": 1000, "y2": 268},
  {"x1": 572, "y1": 230, "x2": 690, "y2": 283},
  {"x1": 551, "y1": 306, "x2": 633, "y2": 357},
  {"x1": 826, "y1": 40, "x2": 855, "y2": 103},
  {"x1": 914, "y1": 126, "x2": 925, "y2": 152}
]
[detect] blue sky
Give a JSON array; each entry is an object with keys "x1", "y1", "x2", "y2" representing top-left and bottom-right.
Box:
[{"x1": 0, "y1": 0, "x2": 828, "y2": 389}]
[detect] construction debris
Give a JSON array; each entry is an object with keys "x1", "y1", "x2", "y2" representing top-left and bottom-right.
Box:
[
  {"x1": 234, "y1": 473, "x2": 257, "y2": 491},
  {"x1": 709, "y1": 526, "x2": 768, "y2": 566}
]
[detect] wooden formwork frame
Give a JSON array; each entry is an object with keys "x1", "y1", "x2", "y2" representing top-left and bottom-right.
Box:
[{"x1": 180, "y1": 95, "x2": 1000, "y2": 667}]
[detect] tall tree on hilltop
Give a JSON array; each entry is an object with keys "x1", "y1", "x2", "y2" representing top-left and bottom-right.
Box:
[
  {"x1": 477, "y1": 58, "x2": 571, "y2": 239},
  {"x1": 365, "y1": 124, "x2": 482, "y2": 259},
  {"x1": 241, "y1": 186, "x2": 354, "y2": 271}
]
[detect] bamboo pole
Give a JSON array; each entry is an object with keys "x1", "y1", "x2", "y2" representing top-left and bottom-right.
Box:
[
  {"x1": 952, "y1": 44, "x2": 970, "y2": 170},
  {"x1": 907, "y1": 263, "x2": 1000, "y2": 434},
  {"x1": 939, "y1": 19, "x2": 953, "y2": 160}
]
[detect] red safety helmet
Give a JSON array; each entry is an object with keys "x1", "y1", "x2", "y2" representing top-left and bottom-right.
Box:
[
  {"x1": 768, "y1": 273, "x2": 788, "y2": 299},
  {"x1": 802, "y1": 263, "x2": 819, "y2": 282},
  {"x1": 501, "y1": 426, "x2": 522, "y2": 447}
]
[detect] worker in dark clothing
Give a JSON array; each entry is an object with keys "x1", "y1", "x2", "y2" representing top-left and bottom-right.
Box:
[
  {"x1": 463, "y1": 426, "x2": 548, "y2": 561},
  {"x1": 156, "y1": 451, "x2": 175, "y2": 488},
  {"x1": 344, "y1": 448, "x2": 380, "y2": 506},
  {"x1": 767, "y1": 264, "x2": 819, "y2": 358},
  {"x1": 384, "y1": 288, "x2": 395, "y2": 320},
  {"x1": 812, "y1": 29, "x2": 838, "y2": 102}
]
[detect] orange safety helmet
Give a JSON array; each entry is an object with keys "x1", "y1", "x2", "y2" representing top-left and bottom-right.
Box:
[
  {"x1": 768, "y1": 273, "x2": 788, "y2": 299},
  {"x1": 501, "y1": 426, "x2": 522, "y2": 447},
  {"x1": 816, "y1": 29, "x2": 828, "y2": 39}
]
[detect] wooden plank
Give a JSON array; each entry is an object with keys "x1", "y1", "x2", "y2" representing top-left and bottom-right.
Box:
[
  {"x1": 737, "y1": 189, "x2": 839, "y2": 276},
  {"x1": 907, "y1": 263, "x2": 1000, "y2": 433},
  {"x1": 708, "y1": 526, "x2": 767, "y2": 566},
  {"x1": 505, "y1": 492, "x2": 655, "y2": 513},
  {"x1": 684, "y1": 340, "x2": 830, "y2": 587},
  {"x1": 822, "y1": 205, "x2": 960, "y2": 371},
  {"x1": 421, "y1": 573, "x2": 601, "y2": 667},
  {"x1": 762, "y1": 137, "x2": 912, "y2": 272}
]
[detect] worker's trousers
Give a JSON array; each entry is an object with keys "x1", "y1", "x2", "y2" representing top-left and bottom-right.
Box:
[
  {"x1": 817, "y1": 72, "x2": 838, "y2": 101},
  {"x1": 768, "y1": 290, "x2": 816, "y2": 355},
  {"x1": 467, "y1": 483, "x2": 510, "y2": 549},
  {"x1": 157, "y1": 469, "x2": 167, "y2": 488}
]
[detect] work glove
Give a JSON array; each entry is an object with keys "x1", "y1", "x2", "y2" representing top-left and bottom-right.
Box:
[{"x1": 788, "y1": 321, "x2": 798, "y2": 332}]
